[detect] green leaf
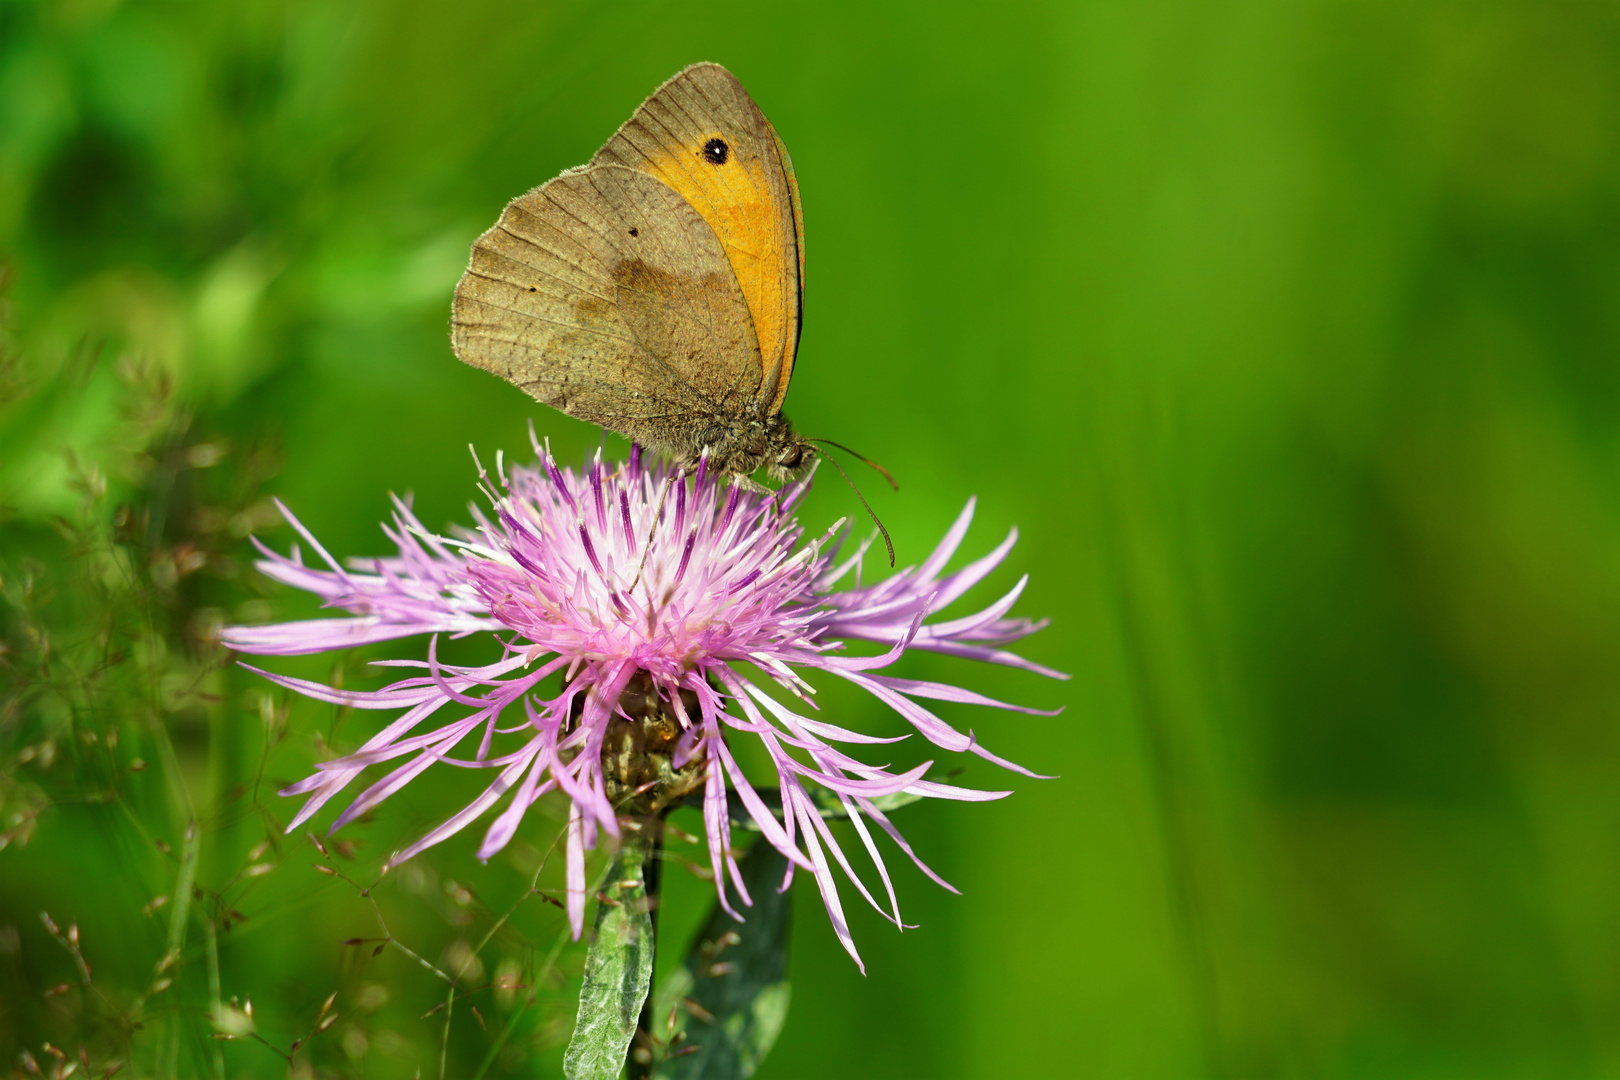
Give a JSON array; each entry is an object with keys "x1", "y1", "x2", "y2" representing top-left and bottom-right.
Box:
[
  {"x1": 565, "y1": 836, "x2": 656, "y2": 1080},
  {"x1": 686, "y1": 785, "x2": 926, "y2": 828},
  {"x1": 811, "y1": 786, "x2": 926, "y2": 820},
  {"x1": 654, "y1": 840, "x2": 793, "y2": 1080}
]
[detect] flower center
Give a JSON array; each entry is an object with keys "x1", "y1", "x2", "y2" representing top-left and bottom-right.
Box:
[{"x1": 599, "y1": 670, "x2": 707, "y2": 814}]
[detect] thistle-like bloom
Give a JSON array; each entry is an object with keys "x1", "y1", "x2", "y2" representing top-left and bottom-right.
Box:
[{"x1": 223, "y1": 442, "x2": 1061, "y2": 968}]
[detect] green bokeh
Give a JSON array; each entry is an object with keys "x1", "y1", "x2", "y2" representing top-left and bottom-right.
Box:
[{"x1": 5, "y1": 1, "x2": 1620, "y2": 1077}]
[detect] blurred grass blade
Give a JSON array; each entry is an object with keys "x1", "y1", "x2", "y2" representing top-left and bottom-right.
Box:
[
  {"x1": 656, "y1": 841, "x2": 793, "y2": 1080},
  {"x1": 166, "y1": 821, "x2": 200, "y2": 959},
  {"x1": 564, "y1": 837, "x2": 655, "y2": 1080}
]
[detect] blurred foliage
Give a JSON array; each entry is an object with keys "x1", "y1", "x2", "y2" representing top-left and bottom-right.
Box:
[
  {"x1": 5, "y1": 1, "x2": 1620, "y2": 1079},
  {"x1": 0, "y1": 268, "x2": 592, "y2": 1075}
]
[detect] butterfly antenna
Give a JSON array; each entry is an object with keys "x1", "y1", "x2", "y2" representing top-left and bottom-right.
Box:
[
  {"x1": 808, "y1": 437, "x2": 899, "y2": 491},
  {"x1": 812, "y1": 446, "x2": 896, "y2": 567}
]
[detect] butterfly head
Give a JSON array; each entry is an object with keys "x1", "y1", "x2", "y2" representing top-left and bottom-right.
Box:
[{"x1": 683, "y1": 413, "x2": 809, "y2": 482}]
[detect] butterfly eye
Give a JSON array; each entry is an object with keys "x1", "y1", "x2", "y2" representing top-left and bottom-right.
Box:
[{"x1": 701, "y1": 137, "x2": 730, "y2": 165}]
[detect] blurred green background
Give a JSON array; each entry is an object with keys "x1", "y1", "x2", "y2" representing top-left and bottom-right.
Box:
[{"x1": 5, "y1": 1, "x2": 1620, "y2": 1077}]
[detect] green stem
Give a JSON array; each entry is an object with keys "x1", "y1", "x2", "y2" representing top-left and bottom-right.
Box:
[
  {"x1": 563, "y1": 830, "x2": 656, "y2": 1080},
  {"x1": 628, "y1": 818, "x2": 666, "y2": 1079}
]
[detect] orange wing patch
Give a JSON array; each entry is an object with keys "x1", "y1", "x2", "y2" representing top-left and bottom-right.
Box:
[{"x1": 592, "y1": 63, "x2": 803, "y2": 418}]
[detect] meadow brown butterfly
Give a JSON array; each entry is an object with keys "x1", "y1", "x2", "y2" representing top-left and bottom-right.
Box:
[{"x1": 450, "y1": 63, "x2": 815, "y2": 483}]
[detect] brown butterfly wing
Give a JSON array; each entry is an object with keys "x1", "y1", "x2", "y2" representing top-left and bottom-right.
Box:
[
  {"x1": 592, "y1": 62, "x2": 804, "y2": 418},
  {"x1": 450, "y1": 164, "x2": 764, "y2": 455}
]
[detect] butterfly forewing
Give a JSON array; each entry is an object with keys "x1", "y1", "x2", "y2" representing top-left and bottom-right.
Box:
[
  {"x1": 451, "y1": 164, "x2": 764, "y2": 452},
  {"x1": 592, "y1": 62, "x2": 803, "y2": 420}
]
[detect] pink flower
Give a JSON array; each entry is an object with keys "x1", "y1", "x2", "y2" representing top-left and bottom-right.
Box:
[{"x1": 223, "y1": 439, "x2": 1062, "y2": 969}]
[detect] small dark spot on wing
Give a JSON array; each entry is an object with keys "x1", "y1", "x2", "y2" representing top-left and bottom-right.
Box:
[
  {"x1": 702, "y1": 137, "x2": 729, "y2": 165},
  {"x1": 628, "y1": 227, "x2": 639, "y2": 237},
  {"x1": 528, "y1": 286, "x2": 537, "y2": 292}
]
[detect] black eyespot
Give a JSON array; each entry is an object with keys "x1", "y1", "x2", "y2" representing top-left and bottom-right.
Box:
[
  {"x1": 702, "y1": 137, "x2": 729, "y2": 165},
  {"x1": 528, "y1": 286, "x2": 537, "y2": 292},
  {"x1": 628, "y1": 227, "x2": 638, "y2": 237}
]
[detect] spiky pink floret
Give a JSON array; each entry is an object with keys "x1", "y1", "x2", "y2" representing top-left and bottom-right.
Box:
[{"x1": 223, "y1": 441, "x2": 1063, "y2": 970}]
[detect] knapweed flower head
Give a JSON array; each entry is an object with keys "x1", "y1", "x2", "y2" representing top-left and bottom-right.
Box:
[{"x1": 223, "y1": 440, "x2": 1062, "y2": 969}]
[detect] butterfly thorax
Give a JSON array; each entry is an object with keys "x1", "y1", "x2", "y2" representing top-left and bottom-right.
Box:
[{"x1": 669, "y1": 412, "x2": 809, "y2": 482}]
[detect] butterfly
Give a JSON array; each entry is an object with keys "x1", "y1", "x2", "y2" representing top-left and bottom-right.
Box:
[{"x1": 450, "y1": 62, "x2": 815, "y2": 483}]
